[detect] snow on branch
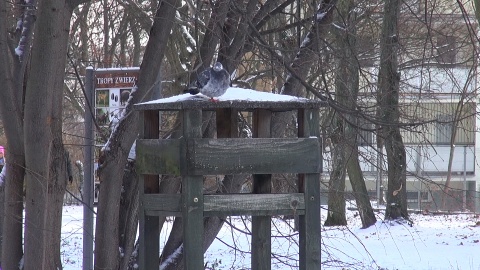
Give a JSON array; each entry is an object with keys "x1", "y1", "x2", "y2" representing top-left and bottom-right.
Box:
[
  {"x1": 14, "y1": 0, "x2": 37, "y2": 61},
  {"x1": 159, "y1": 244, "x2": 183, "y2": 270},
  {"x1": 280, "y1": 0, "x2": 336, "y2": 98},
  {"x1": 298, "y1": 0, "x2": 336, "y2": 50},
  {"x1": 0, "y1": 164, "x2": 5, "y2": 186}
]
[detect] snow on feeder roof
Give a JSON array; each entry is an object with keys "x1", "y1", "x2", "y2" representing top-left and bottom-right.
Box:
[{"x1": 134, "y1": 87, "x2": 326, "y2": 111}]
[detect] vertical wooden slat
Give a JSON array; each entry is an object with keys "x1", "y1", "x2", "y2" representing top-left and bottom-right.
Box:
[
  {"x1": 216, "y1": 108, "x2": 238, "y2": 138},
  {"x1": 298, "y1": 108, "x2": 321, "y2": 270},
  {"x1": 252, "y1": 109, "x2": 272, "y2": 270},
  {"x1": 139, "y1": 109, "x2": 160, "y2": 269},
  {"x1": 182, "y1": 109, "x2": 204, "y2": 269}
]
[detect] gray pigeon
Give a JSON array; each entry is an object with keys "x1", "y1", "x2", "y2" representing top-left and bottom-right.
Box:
[{"x1": 187, "y1": 62, "x2": 230, "y2": 101}]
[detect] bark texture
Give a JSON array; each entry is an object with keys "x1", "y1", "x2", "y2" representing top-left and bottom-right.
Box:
[
  {"x1": 377, "y1": 0, "x2": 408, "y2": 220},
  {"x1": 330, "y1": 0, "x2": 376, "y2": 228},
  {"x1": 0, "y1": 0, "x2": 26, "y2": 267},
  {"x1": 118, "y1": 161, "x2": 139, "y2": 270},
  {"x1": 94, "y1": 0, "x2": 180, "y2": 269},
  {"x1": 23, "y1": 0, "x2": 74, "y2": 267}
]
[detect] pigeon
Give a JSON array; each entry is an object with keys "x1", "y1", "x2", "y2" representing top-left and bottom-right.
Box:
[{"x1": 186, "y1": 62, "x2": 230, "y2": 101}]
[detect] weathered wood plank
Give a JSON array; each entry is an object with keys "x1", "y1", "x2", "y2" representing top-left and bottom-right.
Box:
[
  {"x1": 204, "y1": 194, "x2": 305, "y2": 216},
  {"x1": 142, "y1": 193, "x2": 305, "y2": 216},
  {"x1": 298, "y1": 108, "x2": 321, "y2": 270},
  {"x1": 188, "y1": 138, "x2": 321, "y2": 175},
  {"x1": 145, "y1": 208, "x2": 305, "y2": 217},
  {"x1": 182, "y1": 109, "x2": 204, "y2": 270},
  {"x1": 139, "y1": 109, "x2": 160, "y2": 270},
  {"x1": 136, "y1": 138, "x2": 321, "y2": 175},
  {"x1": 136, "y1": 139, "x2": 182, "y2": 175},
  {"x1": 252, "y1": 109, "x2": 272, "y2": 270},
  {"x1": 216, "y1": 108, "x2": 238, "y2": 138},
  {"x1": 143, "y1": 193, "x2": 181, "y2": 213},
  {"x1": 304, "y1": 173, "x2": 321, "y2": 269}
]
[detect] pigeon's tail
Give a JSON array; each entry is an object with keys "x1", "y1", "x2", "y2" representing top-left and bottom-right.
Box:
[{"x1": 184, "y1": 87, "x2": 200, "y2": 95}]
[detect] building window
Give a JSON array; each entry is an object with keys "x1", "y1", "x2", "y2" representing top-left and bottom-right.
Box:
[
  {"x1": 357, "y1": 117, "x2": 375, "y2": 146},
  {"x1": 435, "y1": 35, "x2": 456, "y2": 65},
  {"x1": 435, "y1": 114, "x2": 453, "y2": 144}
]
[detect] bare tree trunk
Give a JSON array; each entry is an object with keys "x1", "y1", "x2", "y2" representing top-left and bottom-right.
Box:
[
  {"x1": 0, "y1": 0, "x2": 27, "y2": 266},
  {"x1": 102, "y1": 0, "x2": 110, "y2": 67},
  {"x1": 272, "y1": 0, "x2": 336, "y2": 136},
  {"x1": 346, "y1": 145, "x2": 377, "y2": 227},
  {"x1": 94, "y1": 0, "x2": 180, "y2": 269},
  {"x1": 0, "y1": 183, "x2": 3, "y2": 263},
  {"x1": 324, "y1": 135, "x2": 348, "y2": 226},
  {"x1": 118, "y1": 161, "x2": 139, "y2": 270},
  {"x1": 23, "y1": 0, "x2": 74, "y2": 267},
  {"x1": 0, "y1": 157, "x2": 24, "y2": 269},
  {"x1": 377, "y1": 0, "x2": 408, "y2": 220},
  {"x1": 442, "y1": 99, "x2": 468, "y2": 208},
  {"x1": 1, "y1": 0, "x2": 86, "y2": 267},
  {"x1": 335, "y1": 0, "x2": 376, "y2": 228},
  {"x1": 324, "y1": 0, "x2": 350, "y2": 227},
  {"x1": 196, "y1": 0, "x2": 231, "y2": 71}
]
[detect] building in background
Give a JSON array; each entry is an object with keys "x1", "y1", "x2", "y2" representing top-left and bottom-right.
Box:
[{"x1": 322, "y1": 1, "x2": 480, "y2": 212}]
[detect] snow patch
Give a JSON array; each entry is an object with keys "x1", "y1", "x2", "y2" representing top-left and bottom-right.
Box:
[
  {"x1": 16, "y1": 19, "x2": 23, "y2": 31},
  {"x1": 159, "y1": 244, "x2": 183, "y2": 270},
  {"x1": 138, "y1": 87, "x2": 308, "y2": 105},
  {"x1": 94, "y1": 67, "x2": 140, "y2": 72},
  {"x1": 19, "y1": 256, "x2": 24, "y2": 269},
  {"x1": 0, "y1": 164, "x2": 5, "y2": 186},
  {"x1": 128, "y1": 140, "x2": 136, "y2": 161},
  {"x1": 316, "y1": 11, "x2": 327, "y2": 21}
]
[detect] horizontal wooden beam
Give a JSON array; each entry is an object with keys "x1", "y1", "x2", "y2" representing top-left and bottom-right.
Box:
[
  {"x1": 143, "y1": 193, "x2": 181, "y2": 214},
  {"x1": 134, "y1": 99, "x2": 327, "y2": 111},
  {"x1": 142, "y1": 193, "x2": 306, "y2": 217},
  {"x1": 136, "y1": 139, "x2": 183, "y2": 175},
  {"x1": 204, "y1": 193, "x2": 305, "y2": 216},
  {"x1": 136, "y1": 138, "x2": 321, "y2": 175}
]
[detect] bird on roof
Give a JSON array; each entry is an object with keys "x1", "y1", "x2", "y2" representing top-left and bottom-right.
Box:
[{"x1": 186, "y1": 62, "x2": 230, "y2": 102}]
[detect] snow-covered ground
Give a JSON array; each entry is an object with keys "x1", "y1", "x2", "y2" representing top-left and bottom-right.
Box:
[
  {"x1": 322, "y1": 206, "x2": 480, "y2": 270},
  {"x1": 60, "y1": 204, "x2": 480, "y2": 270}
]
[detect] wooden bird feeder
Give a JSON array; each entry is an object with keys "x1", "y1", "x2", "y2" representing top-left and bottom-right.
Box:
[{"x1": 134, "y1": 88, "x2": 326, "y2": 270}]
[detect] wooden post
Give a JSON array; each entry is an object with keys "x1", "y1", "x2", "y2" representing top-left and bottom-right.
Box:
[
  {"x1": 216, "y1": 108, "x2": 238, "y2": 138},
  {"x1": 182, "y1": 109, "x2": 204, "y2": 269},
  {"x1": 298, "y1": 109, "x2": 321, "y2": 270},
  {"x1": 135, "y1": 97, "x2": 325, "y2": 270},
  {"x1": 139, "y1": 109, "x2": 160, "y2": 269},
  {"x1": 252, "y1": 109, "x2": 272, "y2": 270}
]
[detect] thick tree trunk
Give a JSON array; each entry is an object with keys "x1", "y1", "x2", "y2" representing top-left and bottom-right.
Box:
[
  {"x1": 324, "y1": 137, "x2": 347, "y2": 226},
  {"x1": 23, "y1": 0, "x2": 73, "y2": 267},
  {"x1": 331, "y1": 0, "x2": 376, "y2": 228},
  {"x1": 377, "y1": 0, "x2": 408, "y2": 220},
  {"x1": 0, "y1": 0, "x2": 26, "y2": 266},
  {"x1": 346, "y1": 144, "x2": 377, "y2": 227},
  {"x1": 1, "y1": 0, "x2": 85, "y2": 267},
  {"x1": 118, "y1": 161, "x2": 140, "y2": 270},
  {"x1": 94, "y1": 0, "x2": 180, "y2": 269},
  {"x1": 0, "y1": 157, "x2": 24, "y2": 269}
]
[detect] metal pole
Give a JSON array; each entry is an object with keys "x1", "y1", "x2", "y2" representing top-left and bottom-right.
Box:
[
  {"x1": 83, "y1": 67, "x2": 95, "y2": 270},
  {"x1": 416, "y1": 145, "x2": 422, "y2": 210},
  {"x1": 463, "y1": 146, "x2": 467, "y2": 211},
  {"x1": 376, "y1": 145, "x2": 383, "y2": 205}
]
